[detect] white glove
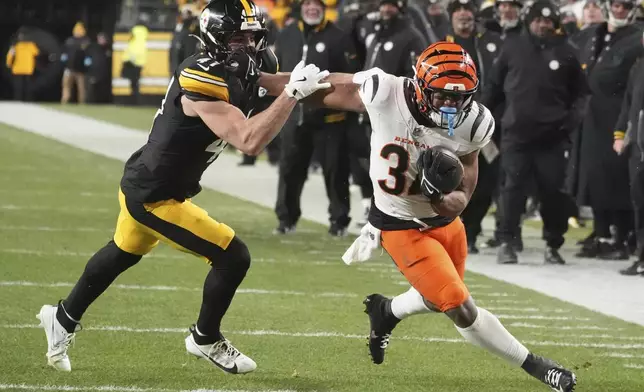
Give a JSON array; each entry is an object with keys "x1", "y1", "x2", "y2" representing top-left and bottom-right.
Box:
[{"x1": 284, "y1": 60, "x2": 331, "y2": 100}]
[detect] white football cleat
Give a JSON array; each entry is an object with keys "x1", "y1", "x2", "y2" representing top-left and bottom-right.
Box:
[
  {"x1": 36, "y1": 304, "x2": 78, "y2": 372},
  {"x1": 185, "y1": 333, "x2": 256, "y2": 374}
]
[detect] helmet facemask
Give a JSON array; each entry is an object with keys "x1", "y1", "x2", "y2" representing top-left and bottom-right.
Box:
[
  {"x1": 413, "y1": 43, "x2": 479, "y2": 137},
  {"x1": 415, "y1": 79, "x2": 475, "y2": 136}
]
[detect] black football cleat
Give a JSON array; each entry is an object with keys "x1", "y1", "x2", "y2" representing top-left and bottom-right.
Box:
[
  {"x1": 363, "y1": 294, "x2": 400, "y2": 365},
  {"x1": 522, "y1": 353, "x2": 577, "y2": 392}
]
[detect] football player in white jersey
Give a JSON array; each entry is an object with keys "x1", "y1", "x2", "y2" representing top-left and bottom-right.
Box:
[{"x1": 254, "y1": 41, "x2": 576, "y2": 391}]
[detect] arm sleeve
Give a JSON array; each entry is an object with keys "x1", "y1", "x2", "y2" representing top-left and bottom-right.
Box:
[
  {"x1": 178, "y1": 65, "x2": 229, "y2": 102},
  {"x1": 6, "y1": 47, "x2": 14, "y2": 68},
  {"x1": 614, "y1": 62, "x2": 637, "y2": 139},
  {"x1": 565, "y1": 50, "x2": 589, "y2": 132}
]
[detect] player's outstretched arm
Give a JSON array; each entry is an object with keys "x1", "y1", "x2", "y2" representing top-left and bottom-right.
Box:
[
  {"x1": 183, "y1": 62, "x2": 330, "y2": 156},
  {"x1": 183, "y1": 94, "x2": 296, "y2": 156},
  {"x1": 431, "y1": 150, "x2": 479, "y2": 218},
  {"x1": 258, "y1": 72, "x2": 366, "y2": 113}
]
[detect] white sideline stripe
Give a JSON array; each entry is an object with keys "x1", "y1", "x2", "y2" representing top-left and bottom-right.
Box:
[
  {"x1": 0, "y1": 204, "x2": 111, "y2": 213},
  {"x1": 0, "y1": 225, "x2": 111, "y2": 233},
  {"x1": 478, "y1": 299, "x2": 533, "y2": 304},
  {"x1": 5, "y1": 324, "x2": 644, "y2": 349},
  {"x1": 527, "y1": 332, "x2": 644, "y2": 341},
  {"x1": 624, "y1": 364, "x2": 644, "y2": 369},
  {"x1": 0, "y1": 281, "x2": 575, "y2": 309},
  {"x1": 507, "y1": 322, "x2": 624, "y2": 331},
  {"x1": 0, "y1": 281, "x2": 357, "y2": 298},
  {"x1": 0, "y1": 249, "x2": 375, "y2": 267},
  {"x1": 0, "y1": 190, "x2": 114, "y2": 197},
  {"x1": 0, "y1": 249, "x2": 185, "y2": 259},
  {"x1": 497, "y1": 314, "x2": 590, "y2": 321},
  {"x1": 603, "y1": 353, "x2": 644, "y2": 358},
  {"x1": 0, "y1": 384, "x2": 295, "y2": 392}
]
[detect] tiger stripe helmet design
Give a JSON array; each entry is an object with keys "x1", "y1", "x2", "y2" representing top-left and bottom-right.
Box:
[{"x1": 414, "y1": 41, "x2": 479, "y2": 133}]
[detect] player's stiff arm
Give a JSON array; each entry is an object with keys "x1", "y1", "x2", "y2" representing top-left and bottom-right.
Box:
[
  {"x1": 257, "y1": 41, "x2": 577, "y2": 392},
  {"x1": 35, "y1": 0, "x2": 331, "y2": 376},
  {"x1": 113, "y1": 62, "x2": 234, "y2": 260}
]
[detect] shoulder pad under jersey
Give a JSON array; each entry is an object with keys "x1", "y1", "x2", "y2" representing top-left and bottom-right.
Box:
[
  {"x1": 353, "y1": 68, "x2": 397, "y2": 107},
  {"x1": 466, "y1": 102, "x2": 495, "y2": 149},
  {"x1": 178, "y1": 54, "x2": 229, "y2": 102}
]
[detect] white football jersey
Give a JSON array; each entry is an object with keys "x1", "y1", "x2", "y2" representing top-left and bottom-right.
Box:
[{"x1": 353, "y1": 68, "x2": 495, "y2": 222}]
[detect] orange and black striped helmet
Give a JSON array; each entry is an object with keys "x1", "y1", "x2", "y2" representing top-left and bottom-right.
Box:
[{"x1": 413, "y1": 41, "x2": 479, "y2": 124}]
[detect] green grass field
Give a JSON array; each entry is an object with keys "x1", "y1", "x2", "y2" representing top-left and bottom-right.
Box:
[{"x1": 0, "y1": 107, "x2": 643, "y2": 392}]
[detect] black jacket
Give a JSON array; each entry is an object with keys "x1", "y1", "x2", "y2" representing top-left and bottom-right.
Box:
[
  {"x1": 274, "y1": 19, "x2": 360, "y2": 126},
  {"x1": 575, "y1": 23, "x2": 644, "y2": 208},
  {"x1": 445, "y1": 29, "x2": 503, "y2": 94},
  {"x1": 170, "y1": 17, "x2": 200, "y2": 73},
  {"x1": 62, "y1": 36, "x2": 90, "y2": 73},
  {"x1": 482, "y1": 29, "x2": 587, "y2": 149},
  {"x1": 362, "y1": 16, "x2": 428, "y2": 77},
  {"x1": 615, "y1": 58, "x2": 644, "y2": 159}
]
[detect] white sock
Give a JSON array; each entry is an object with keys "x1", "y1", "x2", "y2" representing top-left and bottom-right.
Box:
[
  {"x1": 390, "y1": 287, "x2": 433, "y2": 320},
  {"x1": 456, "y1": 307, "x2": 529, "y2": 367}
]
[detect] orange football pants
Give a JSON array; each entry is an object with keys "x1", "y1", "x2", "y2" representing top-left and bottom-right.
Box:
[{"x1": 381, "y1": 218, "x2": 469, "y2": 312}]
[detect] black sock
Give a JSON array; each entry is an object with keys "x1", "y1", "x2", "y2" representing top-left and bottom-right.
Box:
[
  {"x1": 56, "y1": 301, "x2": 79, "y2": 334},
  {"x1": 383, "y1": 299, "x2": 401, "y2": 324},
  {"x1": 195, "y1": 238, "x2": 250, "y2": 345},
  {"x1": 62, "y1": 241, "x2": 141, "y2": 323}
]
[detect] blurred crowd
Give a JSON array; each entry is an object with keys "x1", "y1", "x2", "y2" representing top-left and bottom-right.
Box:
[{"x1": 4, "y1": 0, "x2": 644, "y2": 275}]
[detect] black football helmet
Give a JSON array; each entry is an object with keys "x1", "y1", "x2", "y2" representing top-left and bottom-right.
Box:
[{"x1": 198, "y1": 0, "x2": 267, "y2": 60}]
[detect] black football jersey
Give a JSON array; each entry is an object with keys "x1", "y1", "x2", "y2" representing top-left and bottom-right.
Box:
[{"x1": 120, "y1": 49, "x2": 279, "y2": 203}]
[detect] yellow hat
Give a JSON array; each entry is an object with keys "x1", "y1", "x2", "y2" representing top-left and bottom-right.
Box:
[{"x1": 73, "y1": 22, "x2": 86, "y2": 37}]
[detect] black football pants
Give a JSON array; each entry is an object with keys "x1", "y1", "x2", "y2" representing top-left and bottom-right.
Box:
[{"x1": 275, "y1": 120, "x2": 351, "y2": 227}]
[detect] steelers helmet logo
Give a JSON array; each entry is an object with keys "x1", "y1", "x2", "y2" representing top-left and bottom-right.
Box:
[
  {"x1": 549, "y1": 60, "x2": 560, "y2": 70},
  {"x1": 200, "y1": 8, "x2": 210, "y2": 33},
  {"x1": 384, "y1": 41, "x2": 394, "y2": 51},
  {"x1": 486, "y1": 43, "x2": 497, "y2": 53},
  {"x1": 258, "y1": 87, "x2": 267, "y2": 97},
  {"x1": 541, "y1": 7, "x2": 551, "y2": 17},
  {"x1": 316, "y1": 42, "x2": 326, "y2": 53}
]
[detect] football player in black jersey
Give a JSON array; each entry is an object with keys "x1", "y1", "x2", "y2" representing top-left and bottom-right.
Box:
[{"x1": 36, "y1": 0, "x2": 330, "y2": 374}]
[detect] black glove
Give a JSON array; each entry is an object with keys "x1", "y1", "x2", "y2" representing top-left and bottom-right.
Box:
[
  {"x1": 225, "y1": 50, "x2": 260, "y2": 84},
  {"x1": 416, "y1": 146, "x2": 464, "y2": 203}
]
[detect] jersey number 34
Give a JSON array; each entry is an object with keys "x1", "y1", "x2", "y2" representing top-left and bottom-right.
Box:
[{"x1": 378, "y1": 144, "x2": 421, "y2": 196}]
